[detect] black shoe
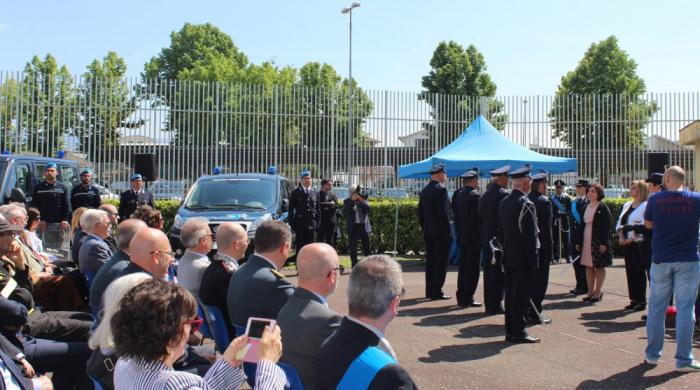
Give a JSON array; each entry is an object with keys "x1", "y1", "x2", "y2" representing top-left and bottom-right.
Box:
[
  {"x1": 540, "y1": 316, "x2": 552, "y2": 324},
  {"x1": 458, "y1": 300, "x2": 483, "y2": 307},
  {"x1": 570, "y1": 288, "x2": 587, "y2": 295},
  {"x1": 642, "y1": 314, "x2": 648, "y2": 321},
  {"x1": 506, "y1": 335, "x2": 541, "y2": 344},
  {"x1": 633, "y1": 302, "x2": 646, "y2": 312},
  {"x1": 486, "y1": 308, "x2": 505, "y2": 315},
  {"x1": 582, "y1": 295, "x2": 593, "y2": 302},
  {"x1": 589, "y1": 293, "x2": 604, "y2": 303},
  {"x1": 429, "y1": 294, "x2": 451, "y2": 301},
  {"x1": 625, "y1": 302, "x2": 638, "y2": 310}
]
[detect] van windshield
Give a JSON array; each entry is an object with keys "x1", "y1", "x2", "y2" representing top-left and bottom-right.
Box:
[{"x1": 185, "y1": 178, "x2": 275, "y2": 210}]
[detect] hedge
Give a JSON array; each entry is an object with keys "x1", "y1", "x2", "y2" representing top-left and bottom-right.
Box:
[{"x1": 110, "y1": 197, "x2": 631, "y2": 256}]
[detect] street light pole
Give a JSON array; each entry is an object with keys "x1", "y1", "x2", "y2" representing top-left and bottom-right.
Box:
[{"x1": 342, "y1": 3, "x2": 360, "y2": 184}]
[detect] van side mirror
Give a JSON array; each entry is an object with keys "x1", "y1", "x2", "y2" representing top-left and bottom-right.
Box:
[{"x1": 10, "y1": 188, "x2": 26, "y2": 203}]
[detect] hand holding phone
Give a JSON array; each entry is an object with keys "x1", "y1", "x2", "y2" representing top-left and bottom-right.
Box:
[
  {"x1": 237, "y1": 317, "x2": 277, "y2": 363},
  {"x1": 258, "y1": 324, "x2": 283, "y2": 363}
]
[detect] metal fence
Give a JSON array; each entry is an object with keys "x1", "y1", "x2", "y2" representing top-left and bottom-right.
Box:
[{"x1": 1, "y1": 71, "x2": 698, "y2": 195}]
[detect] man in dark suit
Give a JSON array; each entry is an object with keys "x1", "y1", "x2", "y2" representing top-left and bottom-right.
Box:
[
  {"x1": 317, "y1": 179, "x2": 339, "y2": 246},
  {"x1": 451, "y1": 167, "x2": 482, "y2": 307},
  {"x1": 570, "y1": 179, "x2": 590, "y2": 295},
  {"x1": 498, "y1": 165, "x2": 540, "y2": 343},
  {"x1": 78, "y1": 209, "x2": 113, "y2": 277},
  {"x1": 118, "y1": 174, "x2": 155, "y2": 222},
  {"x1": 70, "y1": 168, "x2": 101, "y2": 210},
  {"x1": 417, "y1": 163, "x2": 451, "y2": 300},
  {"x1": 200, "y1": 222, "x2": 248, "y2": 337},
  {"x1": 479, "y1": 165, "x2": 510, "y2": 314},
  {"x1": 550, "y1": 179, "x2": 572, "y2": 264},
  {"x1": 317, "y1": 255, "x2": 417, "y2": 389},
  {"x1": 227, "y1": 220, "x2": 295, "y2": 326},
  {"x1": 277, "y1": 243, "x2": 342, "y2": 390},
  {"x1": 288, "y1": 170, "x2": 319, "y2": 256},
  {"x1": 528, "y1": 171, "x2": 553, "y2": 325},
  {"x1": 343, "y1": 186, "x2": 371, "y2": 268}
]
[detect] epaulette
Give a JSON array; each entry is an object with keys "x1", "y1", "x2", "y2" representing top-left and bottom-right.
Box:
[{"x1": 269, "y1": 268, "x2": 285, "y2": 279}]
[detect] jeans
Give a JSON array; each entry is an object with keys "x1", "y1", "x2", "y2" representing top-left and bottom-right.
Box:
[{"x1": 645, "y1": 261, "x2": 700, "y2": 368}]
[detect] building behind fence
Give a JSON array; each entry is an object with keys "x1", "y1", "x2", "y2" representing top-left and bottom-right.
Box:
[{"x1": 0, "y1": 71, "x2": 698, "y2": 195}]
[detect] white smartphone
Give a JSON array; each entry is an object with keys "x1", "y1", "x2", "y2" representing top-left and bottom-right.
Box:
[{"x1": 240, "y1": 317, "x2": 276, "y2": 363}]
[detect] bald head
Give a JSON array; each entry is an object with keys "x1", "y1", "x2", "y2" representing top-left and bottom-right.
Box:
[
  {"x1": 128, "y1": 228, "x2": 172, "y2": 278},
  {"x1": 664, "y1": 166, "x2": 685, "y2": 190},
  {"x1": 117, "y1": 218, "x2": 148, "y2": 251},
  {"x1": 297, "y1": 243, "x2": 340, "y2": 297},
  {"x1": 216, "y1": 222, "x2": 249, "y2": 260}
]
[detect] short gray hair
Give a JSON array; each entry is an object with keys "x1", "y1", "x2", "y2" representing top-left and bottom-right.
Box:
[
  {"x1": 665, "y1": 165, "x2": 685, "y2": 183},
  {"x1": 80, "y1": 209, "x2": 108, "y2": 233},
  {"x1": 348, "y1": 184, "x2": 357, "y2": 195},
  {"x1": 347, "y1": 255, "x2": 403, "y2": 319},
  {"x1": 180, "y1": 217, "x2": 210, "y2": 248},
  {"x1": 0, "y1": 204, "x2": 25, "y2": 221}
]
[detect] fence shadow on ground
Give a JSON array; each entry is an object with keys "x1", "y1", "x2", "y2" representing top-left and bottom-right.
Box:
[
  {"x1": 418, "y1": 340, "x2": 514, "y2": 363},
  {"x1": 576, "y1": 363, "x2": 684, "y2": 389}
]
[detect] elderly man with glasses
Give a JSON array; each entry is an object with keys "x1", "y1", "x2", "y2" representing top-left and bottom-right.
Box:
[{"x1": 177, "y1": 217, "x2": 213, "y2": 297}]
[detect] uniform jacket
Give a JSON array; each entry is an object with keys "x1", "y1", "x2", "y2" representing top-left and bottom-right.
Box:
[
  {"x1": 200, "y1": 253, "x2": 238, "y2": 336},
  {"x1": 342, "y1": 197, "x2": 371, "y2": 235},
  {"x1": 418, "y1": 180, "x2": 451, "y2": 241},
  {"x1": 498, "y1": 189, "x2": 539, "y2": 270},
  {"x1": 452, "y1": 185, "x2": 481, "y2": 247},
  {"x1": 70, "y1": 184, "x2": 101, "y2": 210},
  {"x1": 78, "y1": 234, "x2": 113, "y2": 276},
  {"x1": 276, "y1": 287, "x2": 342, "y2": 390},
  {"x1": 529, "y1": 190, "x2": 553, "y2": 266},
  {"x1": 479, "y1": 183, "x2": 509, "y2": 248},
  {"x1": 318, "y1": 190, "x2": 339, "y2": 225},
  {"x1": 289, "y1": 186, "x2": 319, "y2": 231},
  {"x1": 118, "y1": 189, "x2": 154, "y2": 222},
  {"x1": 550, "y1": 193, "x2": 572, "y2": 231},
  {"x1": 226, "y1": 254, "x2": 294, "y2": 326},
  {"x1": 31, "y1": 180, "x2": 71, "y2": 223},
  {"x1": 570, "y1": 197, "x2": 589, "y2": 247},
  {"x1": 316, "y1": 318, "x2": 417, "y2": 390}
]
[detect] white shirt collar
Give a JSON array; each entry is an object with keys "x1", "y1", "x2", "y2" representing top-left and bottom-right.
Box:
[
  {"x1": 255, "y1": 253, "x2": 279, "y2": 270},
  {"x1": 347, "y1": 315, "x2": 384, "y2": 339},
  {"x1": 216, "y1": 252, "x2": 240, "y2": 269},
  {"x1": 347, "y1": 316, "x2": 397, "y2": 361}
]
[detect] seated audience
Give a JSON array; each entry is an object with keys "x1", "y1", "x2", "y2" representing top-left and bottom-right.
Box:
[
  {"x1": 130, "y1": 205, "x2": 165, "y2": 230},
  {"x1": 78, "y1": 209, "x2": 114, "y2": 276},
  {"x1": 317, "y1": 255, "x2": 417, "y2": 389},
  {"x1": 70, "y1": 206, "x2": 89, "y2": 265},
  {"x1": 111, "y1": 278, "x2": 287, "y2": 390},
  {"x1": 88, "y1": 273, "x2": 152, "y2": 390},
  {"x1": 177, "y1": 217, "x2": 212, "y2": 297},
  {"x1": 276, "y1": 243, "x2": 343, "y2": 390},
  {"x1": 98, "y1": 203, "x2": 120, "y2": 252},
  {"x1": 200, "y1": 222, "x2": 248, "y2": 337},
  {"x1": 227, "y1": 220, "x2": 295, "y2": 326},
  {"x1": 0, "y1": 335, "x2": 53, "y2": 390},
  {"x1": 22, "y1": 207, "x2": 44, "y2": 254},
  {"x1": 89, "y1": 219, "x2": 148, "y2": 316}
]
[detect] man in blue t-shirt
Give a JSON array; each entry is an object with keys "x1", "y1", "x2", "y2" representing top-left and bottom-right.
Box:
[{"x1": 643, "y1": 166, "x2": 700, "y2": 372}]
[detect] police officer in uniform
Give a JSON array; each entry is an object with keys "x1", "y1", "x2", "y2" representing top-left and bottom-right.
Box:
[
  {"x1": 289, "y1": 170, "x2": 319, "y2": 255},
  {"x1": 70, "y1": 168, "x2": 101, "y2": 210},
  {"x1": 118, "y1": 174, "x2": 155, "y2": 222},
  {"x1": 317, "y1": 179, "x2": 339, "y2": 246},
  {"x1": 550, "y1": 179, "x2": 572, "y2": 264},
  {"x1": 498, "y1": 165, "x2": 541, "y2": 343},
  {"x1": 451, "y1": 167, "x2": 482, "y2": 307},
  {"x1": 528, "y1": 171, "x2": 553, "y2": 324},
  {"x1": 418, "y1": 163, "x2": 451, "y2": 300},
  {"x1": 31, "y1": 162, "x2": 71, "y2": 230},
  {"x1": 479, "y1": 165, "x2": 510, "y2": 314},
  {"x1": 569, "y1": 179, "x2": 589, "y2": 295}
]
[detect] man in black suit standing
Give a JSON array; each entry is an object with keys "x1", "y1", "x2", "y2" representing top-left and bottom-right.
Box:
[
  {"x1": 451, "y1": 167, "x2": 482, "y2": 307},
  {"x1": 316, "y1": 255, "x2": 417, "y2": 389},
  {"x1": 343, "y1": 186, "x2": 371, "y2": 268},
  {"x1": 569, "y1": 179, "x2": 590, "y2": 295},
  {"x1": 418, "y1": 163, "x2": 451, "y2": 300},
  {"x1": 528, "y1": 171, "x2": 553, "y2": 325},
  {"x1": 226, "y1": 220, "x2": 295, "y2": 326},
  {"x1": 550, "y1": 179, "x2": 572, "y2": 264},
  {"x1": 289, "y1": 170, "x2": 319, "y2": 256},
  {"x1": 479, "y1": 165, "x2": 510, "y2": 314},
  {"x1": 498, "y1": 165, "x2": 541, "y2": 343},
  {"x1": 276, "y1": 243, "x2": 343, "y2": 390},
  {"x1": 317, "y1": 179, "x2": 339, "y2": 246},
  {"x1": 117, "y1": 174, "x2": 154, "y2": 222}
]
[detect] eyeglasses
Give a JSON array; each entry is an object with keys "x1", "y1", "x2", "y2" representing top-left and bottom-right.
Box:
[
  {"x1": 183, "y1": 316, "x2": 203, "y2": 333},
  {"x1": 150, "y1": 250, "x2": 177, "y2": 259},
  {"x1": 397, "y1": 287, "x2": 406, "y2": 298},
  {"x1": 326, "y1": 265, "x2": 345, "y2": 277}
]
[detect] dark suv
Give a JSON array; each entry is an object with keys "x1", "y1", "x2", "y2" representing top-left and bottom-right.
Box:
[
  {"x1": 169, "y1": 173, "x2": 295, "y2": 256},
  {"x1": 0, "y1": 154, "x2": 79, "y2": 204}
]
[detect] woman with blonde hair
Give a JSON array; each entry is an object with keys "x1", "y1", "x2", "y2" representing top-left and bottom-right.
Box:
[{"x1": 616, "y1": 180, "x2": 650, "y2": 311}]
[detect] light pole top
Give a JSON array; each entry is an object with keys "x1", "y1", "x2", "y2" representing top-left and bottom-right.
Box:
[{"x1": 341, "y1": 3, "x2": 361, "y2": 13}]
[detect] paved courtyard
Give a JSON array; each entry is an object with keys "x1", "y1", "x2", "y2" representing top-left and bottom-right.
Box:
[{"x1": 306, "y1": 259, "x2": 699, "y2": 389}]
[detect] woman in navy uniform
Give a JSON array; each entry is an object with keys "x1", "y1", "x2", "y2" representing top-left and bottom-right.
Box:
[{"x1": 569, "y1": 179, "x2": 590, "y2": 295}]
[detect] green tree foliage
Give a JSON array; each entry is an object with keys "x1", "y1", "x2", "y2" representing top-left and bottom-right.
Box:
[
  {"x1": 550, "y1": 36, "x2": 658, "y2": 153},
  {"x1": 420, "y1": 41, "x2": 506, "y2": 148}
]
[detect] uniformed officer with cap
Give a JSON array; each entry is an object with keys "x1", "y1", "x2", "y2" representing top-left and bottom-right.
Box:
[
  {"x1": 31, "y1": 162, "x2": 71, "y2": 229},
  {"x1": 646, "y1": 172, "x2": 664, "y2": 193},
  {"x1": 118, "y1": 174, "x2": 155, "y2": 222},
  {"x1": 498, "y1": 165, "x2": 540, "y2": 343},
  {"x1": 528, "y1": 171, "x2": 553, "y2": 324},
  {"x1": 569, "y1": 179, "x2": 590, "y2": 295},
  {"x1": 478, "y1": 164, "x2": 510, "y2": 314},
  {"x1": 289, "y1": 169, "x2": 319, "y2": 256},
  {"x1": 551, "y1": 179, "x2": 572, "y2": 264},
  {"x1": 70, "y1": 168, "x2": 101, "y2": 210},
  {"x1": 451, "y1": 167, "x2": 482, "y2": 307},
  {"x1": 418, "y1": 162, "x2": 451, "y2": 300}
]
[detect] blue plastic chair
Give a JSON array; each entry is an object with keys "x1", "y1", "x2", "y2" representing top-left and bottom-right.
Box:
[
  {"x1": 84, "y1": 271, "x2": 96, "y2": 288},
  {"x1": 88, "y1": 374, "x2": 105, "y2": 390},
  {"x1": 278, "y1": 361, "x2": 305, "y2": 390},
  {"x1": 202, "y1": 305, "x2": 231, "y2": 353},
  {"x1": 196, "y1": 300, "x2": 213, "y2": 340}
]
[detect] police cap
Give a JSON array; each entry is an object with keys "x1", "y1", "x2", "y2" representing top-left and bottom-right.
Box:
[
  {"x1": 460, "y1": 167, "x2": 480, "y2": 179},
  {"x1": 531, "y1": 170, "x2": 548, "y2": 183},
  {"x1": 489, "y1": 165, "x2": 511, "y2": 177},
  {"x1": 554, "y1": 179, "x2": 566, "y2": 187},
  {"x1": 429, "y1": 163, "x2": 445, "y2": 175},
  {"x1": 646, "y1": 173, "x2": 663, "y2": 185},
  {"x1": 575, "y1": 179, "x2": 589, "y2": 187},
  {"x1": 509, "y1": 164, "x2": 532, "y2": 179}
]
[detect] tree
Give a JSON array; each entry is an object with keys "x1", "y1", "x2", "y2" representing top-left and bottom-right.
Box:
[
  {"x1": 550, "y1": 36, "x2": 658, "y2": 154},
  {"x1": 420, "y1": 41, "x2": 506, "y2": 148}
]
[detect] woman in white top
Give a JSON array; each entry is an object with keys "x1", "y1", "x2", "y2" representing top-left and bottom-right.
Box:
[{"x1": 615, "y1": 180, "x2": 650, "y2": 311}]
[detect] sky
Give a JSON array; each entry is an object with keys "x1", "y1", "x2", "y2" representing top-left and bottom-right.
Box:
[{"x1": 1, "y1": 0, "x2": 699, "y2": 96}]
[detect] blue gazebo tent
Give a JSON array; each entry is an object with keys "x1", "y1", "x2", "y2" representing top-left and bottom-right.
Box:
[{"x1": 398, "y1": 115, "x2": 577, "y2": 178}]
